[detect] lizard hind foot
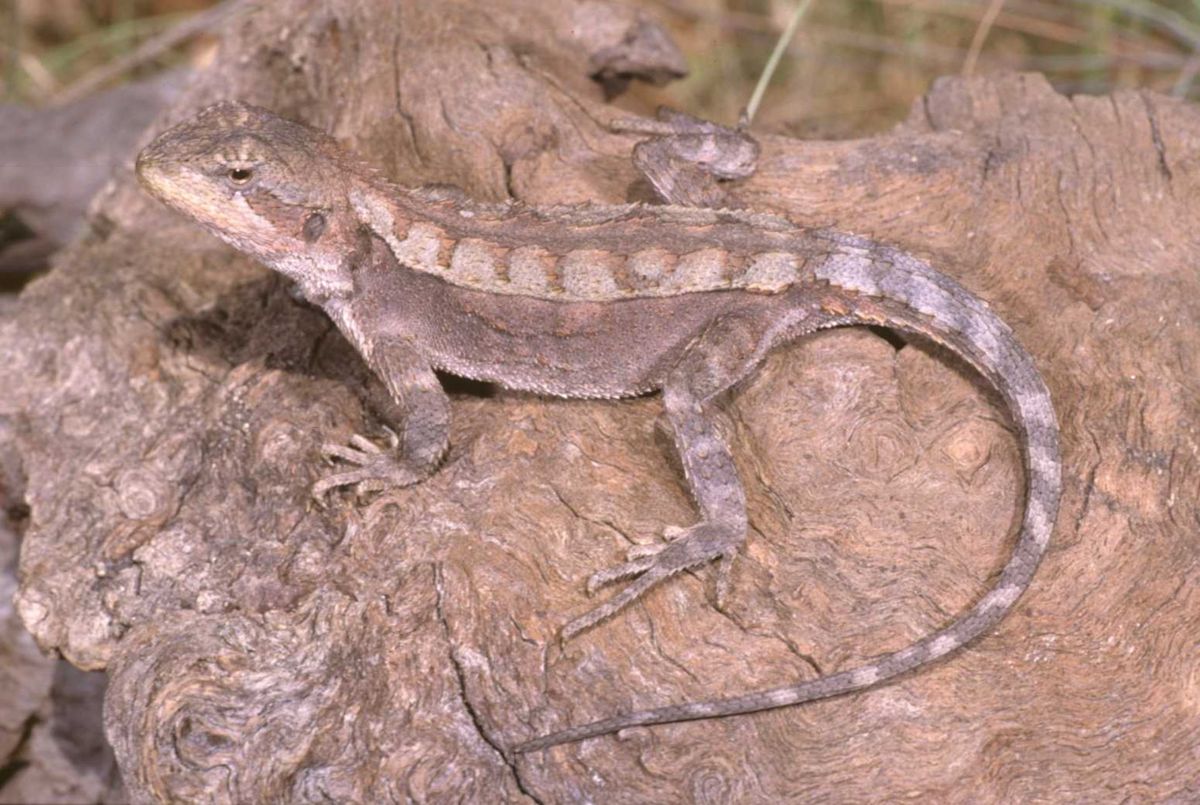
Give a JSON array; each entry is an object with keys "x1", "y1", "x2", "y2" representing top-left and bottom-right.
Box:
[
  {"x1": 582, "y1": 525, "x2": 690, "y2": 593},
  {"x1": 562, "y1": 520, "x2": 743, "y2": 641},
  {"x1": 311, "y1": 432, "x2": 430, "y2": 498}
]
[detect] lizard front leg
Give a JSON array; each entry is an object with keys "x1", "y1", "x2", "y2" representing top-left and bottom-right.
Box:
[
  {"x1": 563, "y1": 313, "x2": 769, "y2": 639},
  {"x1": 313, "y1": 337, "x2": 449, "y2": 497}
]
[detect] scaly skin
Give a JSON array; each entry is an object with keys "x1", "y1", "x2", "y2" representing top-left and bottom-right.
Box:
[{"x1": 136, "y1": 101, "x2": 1061, "y2": 754}]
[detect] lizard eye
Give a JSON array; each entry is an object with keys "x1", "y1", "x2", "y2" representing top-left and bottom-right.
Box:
[{"x1": 227, "y1": 167, "x2": 253, "y2": 185}]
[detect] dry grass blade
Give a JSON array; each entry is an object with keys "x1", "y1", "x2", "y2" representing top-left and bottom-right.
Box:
[
  {"x1": 744, "y1": 0, "x2": 814, "y2": 125},
  {"x1": 53, "y1": 0, "x2": 240, "y2": 105},
  {"x1": 962, "y1": 0, "x2": 1008, "y2": 77}
]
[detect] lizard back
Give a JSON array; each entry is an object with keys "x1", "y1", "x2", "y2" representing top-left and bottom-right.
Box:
[
  {"x1": 351, "y1": 183, "x2": 833, "y2": 301},
  {"x1": 135, "y1": 99, "x2": 832, "y2": 304}
]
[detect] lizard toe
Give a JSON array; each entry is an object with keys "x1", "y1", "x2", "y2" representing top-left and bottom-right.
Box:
[
  {"x1": 564, "y1": 520, "x2": 745, "y2": 639},
  {"x1": 585, "y1": 552, "x2": 659, "y2": 595},
  {"x1": 313, "y1": 435, "x2": 430, "y2": 498},
  {"x1": 312, "y1": 468, "x2": 377, "y2": 499}
]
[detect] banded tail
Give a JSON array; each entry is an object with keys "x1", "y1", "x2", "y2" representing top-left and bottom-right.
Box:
[{"x1": 516, "y1": 233, "x2": 1061, "y2": 754}]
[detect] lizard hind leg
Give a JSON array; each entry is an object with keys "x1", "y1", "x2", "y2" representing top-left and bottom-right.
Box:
[{"x1": 562, "y1": 312, "x2": 771, "y2": 640}]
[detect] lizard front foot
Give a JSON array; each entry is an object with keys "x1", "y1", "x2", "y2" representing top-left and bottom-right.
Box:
[
  {"x1": 562, "y1": 520, "x2": 744, "y2": 640},
  {"x1": 312, "y1": 433, "x2": 432, "y2": 498}
]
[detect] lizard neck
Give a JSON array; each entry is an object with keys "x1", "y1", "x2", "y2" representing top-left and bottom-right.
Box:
[{"x1": 348, "y1": 178, "x2": 475, "y2": 278}]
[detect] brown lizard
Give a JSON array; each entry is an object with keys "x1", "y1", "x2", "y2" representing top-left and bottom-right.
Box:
[{"x1": 135, "y1": 101, "x2": 1061, "y2": 755}]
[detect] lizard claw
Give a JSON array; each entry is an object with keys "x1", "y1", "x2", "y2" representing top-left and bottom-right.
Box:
[
  {"x1": 662, "y1": 525, "x2": 688, "y2": 541},
  {"x1": 582, "y1": 525, "x2": 695, "y2": 593},
  {"x1": 563, "y1": 521, "x2": 744, "y2": 640},
  {"x1": 312, "y1": 432, "x2": 428, "y2": 499},
  {"x1": 585, "y1": 550, "x2": 661, "y2": 595}
]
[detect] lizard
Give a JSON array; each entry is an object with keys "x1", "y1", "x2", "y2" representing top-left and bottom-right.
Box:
[{"x1": 135, "y1": 101, "x2": 1062, "y2": 755}]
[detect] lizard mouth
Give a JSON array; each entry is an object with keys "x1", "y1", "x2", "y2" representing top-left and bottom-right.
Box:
[
  {"x1": 135, "y1": 146, "x2": 184, "y2": 208},
  {"x1": 135, "y1": 145, "x2": 229, "y2": 231},
  {"x1": 134, "y1": 141, "x2": 297, "y2": 266}
]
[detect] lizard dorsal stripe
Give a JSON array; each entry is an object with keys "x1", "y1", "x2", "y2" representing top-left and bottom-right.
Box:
[
  {"x1": 506, "y1": 245, "x2": 558, "y2": 294},
  {"x1": 628, "y1": 247, "x2": 679, "y2": 286},
  {"x1": 560, "y1": 249, "x2": 624, "y2": 297},
  {"x1": 449, "y1": 238, "x2": 509, "y2": 288},
  {"x1": 743, "y1": 252, "x2": 802, "y2": 292},
  {"x1": 393, "y1": 222, "x2": 447, "y2": 273},
  {"x1": 351, "y1": 185, "x2": 816, "y2": 301},
  {"x1": 669, "y1": 248, "x2": 727, "y2": 291}
]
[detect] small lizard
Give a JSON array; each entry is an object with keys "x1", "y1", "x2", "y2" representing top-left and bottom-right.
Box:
[{"x1": 136, "y1": 102, "x2": 1061, "y2": 754}]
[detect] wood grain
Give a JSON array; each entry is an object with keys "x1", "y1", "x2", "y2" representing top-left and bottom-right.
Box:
[{"x1": 1, "y1": 1, "x2": 1197, "y2": 802}]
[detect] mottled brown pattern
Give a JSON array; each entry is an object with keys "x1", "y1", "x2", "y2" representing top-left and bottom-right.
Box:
[
  {"x1": 8, "y1": 4, "x2": 1196, "y2": 800},
  {"x1": 354, "y1": 182, "x2": 820, "y2": 300},
  {"x1": 722, "y1": 250, "x2": 749, "y2": 283},
  {"x1": 502, "y1": 244, "x2": 552, "y2": 293},
  {"x1": 436, "y1": 234, "x2": 458, "y2": 270},
  {"x1": 135, "y1": 98, "x2": 1060, "y2": 761},
  {"x1": 627, "y1": 246, "x2": 678, "y2": 289},
  {"x1": 449, "y1": 238, "x2": 510, "y2": 287},
  {"x1": 243, "y1": 187, "x2": 311, "y2": 240}
]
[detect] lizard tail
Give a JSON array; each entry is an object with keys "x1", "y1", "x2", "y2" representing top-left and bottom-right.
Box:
[{"x1": 515, "y1": 234, "x2": 1061, "y2": 754}]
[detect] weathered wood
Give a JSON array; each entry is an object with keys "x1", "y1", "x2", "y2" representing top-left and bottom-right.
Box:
[
  {"x1": 1, "y1": 1, "x2": 1197, "y2": 802},
  {"x1": 0, "y1": 413, "x2": 122, "y2": 801}
]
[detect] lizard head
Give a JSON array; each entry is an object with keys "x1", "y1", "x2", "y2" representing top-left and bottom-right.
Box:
[{"x1": 136, "y1": 101, "x2": 361, "y2": 300}]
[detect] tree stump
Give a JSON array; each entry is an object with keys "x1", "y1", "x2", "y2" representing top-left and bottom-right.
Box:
[{"x1": 1, "y1": 1, "x2": 1197, "y2": 801}]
